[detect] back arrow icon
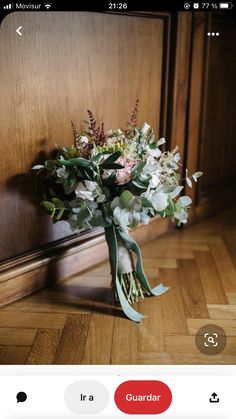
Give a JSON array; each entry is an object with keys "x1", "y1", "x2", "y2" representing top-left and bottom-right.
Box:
[{"x1": 16, "y1": 26, "x2": 22, "y2": 36}]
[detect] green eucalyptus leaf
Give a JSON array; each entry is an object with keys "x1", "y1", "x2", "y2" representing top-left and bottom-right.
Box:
[
  {"x1": 113, "y1": 207, "x2": 130, "y2": 228},
  {"x1": 170, "y1": 186, "x2": 184, "y2": 199},
  {"x1": 103, "y1": 151, "x2": 122, "y2": 164},
  {"x1": 68, "y1": 157, "x2": 91, "y2": 167},
  {"x1": 42, "y1": 201, "x2": 55, "y2": 212},
  {"x1": 167, "y1": 195, "x2": 175, "y2": 213},
  {"x1": 148, "y1": 143, "x2": 157, "y2": 150},
  {"x1": 152, "y1": 192, "x2": 168, "y2": 212},
  {"x1": 131, "y1": 162, "x2": 145, "y2": 178},
  {"x1": 140, "y1": 212, "x2": 150, "y2": 224},
  {"x1": 186, "y1": 176, "x2": 192, "y2": 188},
  {"x1": 86, "y1": 200, "x2": 98, "y2": 210},
  {"x1": 56, "y1": 207, "x2": 65, "y2": 220},
  {"x1": 45, "y1": 160, "x2": 56, "y2": 170},
  {"x1": 97, "y1": 194, "x2": 106, "y2": 203},
  {"x1": 175, "y1": 198, "x2": 183, "y2": 213},
  {"x1": 111, "y1": 196, "x2": 120, "y2": 211},
  {"x1": 132, "y1": 180, "x2": 147, "y2": 189},
  {"x1": 103, "y1": 171, "x2": 116, "y2": 186},
  {"x1": 63, "y1": 174, "x2": 77, "y2": 192},
  {"x1": 64, "y1": 184, "x2": 76, "y2": 194},
  {"x1": 50, "y1": 208, "x2": 56, "y2": 219},
  {"x1": 69, "y1": 198, "x2": 83, "y2": 208},
  {"x1": 72, "y1": 207, "x2": 81, "y2": 214},
  {"x1": 101, "y1": 162, "x2": 124, "y2": 170},
  {"x1": 174, "y1": 208, "x2": 188, "y2": 223},
  {"x1": 180, "y1": 196, "x2": 192, "y2": 207},
  {"x1": 52, "y1": 198, "x2": 64, "y2": 208},
  {"x1": 128, "y1": 196, "x2": 142, "y2": 212},
  {"x1": 75, "y1": 207, "x2": 91, "y2": 225},
  {"x1": 102, "y1": 186, "x2": 110, "y2": 199},
  {"x1": 141, "y1": 197, "x2": 153, "y2": 208},
  {"x1": 120, "y1": 190, "x2": 134, "y2": 208},
  {"x1": 83, "y1": 167, "x2": 95, "y2": 180},
  {"x1": 57, "y1": 159, "x2": 73, "y2": 168},
  {"x1": 89, "y1": 209, "x2": 103, "y2": 227},
  {"x1": 193, "y1": 171, "x2": 203, "y2": 182},
  {"x1": 129, "y1": 212, "x2": 141, "y2": 228}
]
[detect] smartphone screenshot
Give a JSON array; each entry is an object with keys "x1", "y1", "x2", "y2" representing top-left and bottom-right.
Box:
[{"x1": 0, "y1": 0, "x2": 236, "y2": 417}]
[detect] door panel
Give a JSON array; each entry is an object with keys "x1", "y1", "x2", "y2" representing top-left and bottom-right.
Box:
[{"x1": 0, "y1": 12, "x2": 167, "y2": 262}]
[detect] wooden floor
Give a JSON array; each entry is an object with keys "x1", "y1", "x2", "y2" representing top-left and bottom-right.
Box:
[{"x1": 0, "y1": 206, "x2": 236, "y2": 365}]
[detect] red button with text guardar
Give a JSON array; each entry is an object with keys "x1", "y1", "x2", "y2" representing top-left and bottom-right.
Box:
[{"x1": 114, "y1": 380, "x2": 172, "y2": 414}]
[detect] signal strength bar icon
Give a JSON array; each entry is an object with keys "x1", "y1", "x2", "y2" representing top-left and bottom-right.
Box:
[{"x1": 3, "y1": 3, "x2": 13, "y2": 8}]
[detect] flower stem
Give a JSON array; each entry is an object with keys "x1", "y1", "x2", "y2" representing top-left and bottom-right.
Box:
[{"x1": 118, "y1": 271, "x2": 146, "y2": 304}]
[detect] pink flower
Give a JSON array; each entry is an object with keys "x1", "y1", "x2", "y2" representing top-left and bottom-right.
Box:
[
  {"x1": 115, "y1": 157, "x2": 137, "y2": 185},
  {"x1": 116, "y1": 168, "x2": 132, "y2": 185}
]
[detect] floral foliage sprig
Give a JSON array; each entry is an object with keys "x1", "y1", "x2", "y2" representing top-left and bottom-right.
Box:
[{"x1": 32, "y1": 106, "x2": 203, "y2": 232}]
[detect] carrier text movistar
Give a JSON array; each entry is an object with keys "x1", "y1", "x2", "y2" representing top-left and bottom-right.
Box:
[{"x1": 15, "y1": 3, "x2": 42, "y2": 9}]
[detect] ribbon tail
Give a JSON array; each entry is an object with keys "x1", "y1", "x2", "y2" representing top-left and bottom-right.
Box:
[
  {"x1": 115, "y1": 278, "x2": 145, "y2": 323},
  {"x1": 117, "y1": 227, "x2": 169, "y2": 296}
]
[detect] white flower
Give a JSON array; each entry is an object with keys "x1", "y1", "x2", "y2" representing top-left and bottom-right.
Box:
[
  {"x1": 56, "y1": 166, "x2": 69, "y2": 178},
  {"x1": 141, "y1": 163, "x2": 159, "y2": 176},
  {"x1": 140, "y1": 163, "x2": 161, "y2": 183},
  {"x1": 173, "y1": 152, "x2": 181, "y2": 163},
  {"x1": 170, "y1": 185, "x2": 184, "y2": 198},
  {"x1": 152, "y1": 192, "x2": 168, "y2": 212},
  {"x1": 193, "y1": 171, "x2": 203, "y2": 182},
  {"x1": 149, "y1": 172, "x2": 161, "y2": 188},
  {"x1": 79, "y1": 136, "x2": 89, "y2": 145},
  {"x1": 180, "y1": 196, "x2": 192, "y2": 207},
  {"x1": 146, "y1": 146, "x2": 162, "y2": 159},
  {"x1": 84, "y1": 180, "x2": 97, "y2": 191},
  {"x1": 97, "y1": 194, "x2": 106, "y2": 203},
  {"x1": 157, "y1": 137, "x2": 166, "y2": 146},
  {"x1": 101, "y1": 169, "x2": 113, "y2": 179},
  {"x1": 146, "y1": 146, "x2": 161, "y2": 164},
  {"x1": 113, "y1": 207, "x2": 130, "y2": 228},
  {"x1": 106, "y1": 137, "x2": 117, "y2": 146},
  {"x1": 185, "y1": 169, "x2": 192, "y2": 188},
  {"x1": 32, "y1": 164, "x2": 45, "y2": 170},
  {"x1": 186, "y1": 177, "x2": 192, "y2": 188},
  {"x1": 75, "y1": 183, "x2": 94, "y2": 200},
  {"x1": 141, "y1": 122, "x2": 151, "y2": 135},
  {"x1": 174, "y1": 209, "x2": 188, "y2": 224},
  {"x1": 75, "y1": 181, "x2": 100, "y2": 201},
  {"x1": 90, "y1": 147, "x2": 99, "y2": 157}
]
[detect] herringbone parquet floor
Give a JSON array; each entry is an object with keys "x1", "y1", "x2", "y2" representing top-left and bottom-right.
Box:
[{"x1": 0, "y1": 206, "x2": 236, "y2": 365}]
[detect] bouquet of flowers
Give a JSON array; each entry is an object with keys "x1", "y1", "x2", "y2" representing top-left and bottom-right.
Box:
[{"x1": 33, "y1": 101, "x2": 202, "y2": 322}]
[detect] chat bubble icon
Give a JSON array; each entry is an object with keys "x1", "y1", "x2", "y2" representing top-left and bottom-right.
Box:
[{"x1": 16, "y1": 392, "x2": 27, "y2": 403}]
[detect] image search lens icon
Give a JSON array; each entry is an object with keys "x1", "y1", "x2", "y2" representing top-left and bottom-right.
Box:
[{"x1": 16, "y1": 392, "x2": 27, "y2": 403}]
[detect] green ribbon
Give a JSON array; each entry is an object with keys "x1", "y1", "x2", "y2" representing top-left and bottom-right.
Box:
[
  {"x1": 105, "y1": 224, "x2": 145, "y2": 323},
  {"x1": 105, "y1": 224, "x2": 169, "y2": 323}
]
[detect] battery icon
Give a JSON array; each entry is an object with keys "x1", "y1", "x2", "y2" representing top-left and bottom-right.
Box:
[{"x1": 219, "y1": 2, "x2": 233, "y2": 8}]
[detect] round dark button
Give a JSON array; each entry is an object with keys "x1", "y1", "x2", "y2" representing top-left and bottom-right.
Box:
[{"x1": 195, "y1": 324, "x2": 227, "y2": 355}]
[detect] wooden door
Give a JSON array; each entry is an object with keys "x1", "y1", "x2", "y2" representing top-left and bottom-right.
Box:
[{"x1": 0, "y1": 11, "x2": 172, "y2": 263}]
